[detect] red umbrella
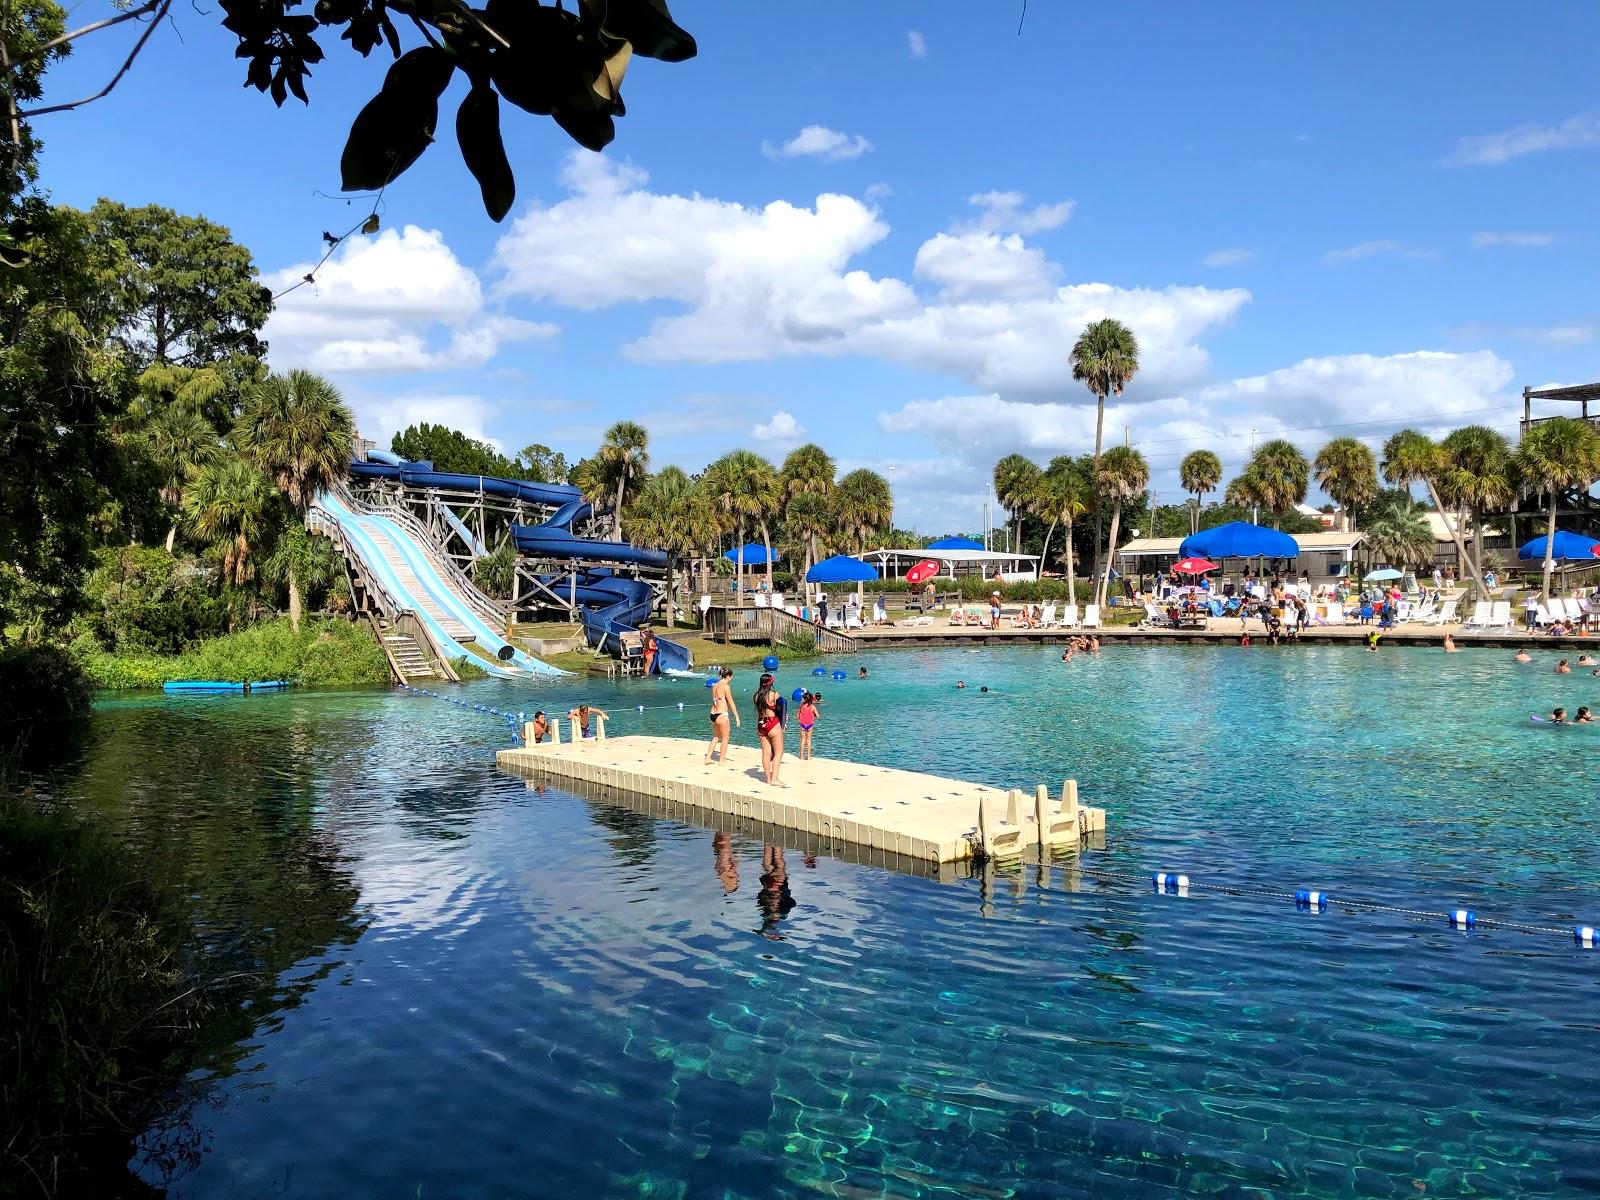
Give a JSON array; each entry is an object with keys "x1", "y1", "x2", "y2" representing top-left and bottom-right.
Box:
[
  {"x1": 904, "y1": 559, "x2": 941, "y2": 585},
  {"x1": 1172, "y1": 556, "x2": 1218, "y2": 574}
]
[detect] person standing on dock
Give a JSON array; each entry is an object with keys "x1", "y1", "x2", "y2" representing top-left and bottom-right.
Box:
[
  {"x1": 753, "y1": 673, "x2": 786, "y2": 786},
  {"x1": 704, "y1": 667, "x2": 740, "y2": 766}
]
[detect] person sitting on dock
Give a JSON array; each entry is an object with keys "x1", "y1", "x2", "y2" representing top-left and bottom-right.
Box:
[{"x1": 568, "y1": 704, "x2": 608, "y2": 738}]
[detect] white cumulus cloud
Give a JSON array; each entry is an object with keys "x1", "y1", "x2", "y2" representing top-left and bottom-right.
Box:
[
  {"x1": 966, "y1": 189, "x2": 1075, "y2": 235},
  {"x1": 752, "y1": 410, "x2": 805, "y2": 442},
  {"x1": 907, "y1": 29, "x2": 927, "y2": 58},
  {"x1": 1444, "y1": 110, "x2": 1600, "y2": 166},
  {"x1": 913, "y1": 230, "x2": 1059, "y2": 300},
  {"x1": 1203, "y1": 247, "x2": 1255, "y2": 268},
  {"x1": 761, "y1": 124, "x2": 873, "y2": 162}
]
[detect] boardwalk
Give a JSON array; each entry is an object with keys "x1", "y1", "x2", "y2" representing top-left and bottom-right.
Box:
[{"x1": 496, "y1": 733, "x2": 1105, "y2": 866}]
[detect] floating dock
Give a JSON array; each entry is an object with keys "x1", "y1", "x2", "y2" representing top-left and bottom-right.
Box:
[{"x1": 495, "y1": 730, "x2": 1105, "y2": 865}]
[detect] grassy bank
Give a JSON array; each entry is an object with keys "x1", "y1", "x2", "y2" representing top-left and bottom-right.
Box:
[{"x1": 72, "y1": 618, "x2": 390, "y2": 690}]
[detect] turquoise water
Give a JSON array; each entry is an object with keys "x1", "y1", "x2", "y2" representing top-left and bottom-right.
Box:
[{"x1": 68, "y1": 644, "x2": 1600, "y2": 1197}]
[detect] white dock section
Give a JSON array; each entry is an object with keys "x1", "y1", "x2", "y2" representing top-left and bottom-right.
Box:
[{"x1": 496, "y1": 731, "x2": 1106, "y2": 864}]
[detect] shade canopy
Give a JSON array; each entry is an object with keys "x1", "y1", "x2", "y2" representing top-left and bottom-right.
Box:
[
  {"x1": 926, "y1": 536, "x2": 984, "y2": 551},
  {"x1": 1179, "y1": 521, "x2": 1300, "y2": 560},
  {"x1": 723, "y1": 543, "x2": 780, "y2": 564},
  {"x1": 1518, "y1": 531, "x2": 1600, "y2": 561},
  {"x1": 1171, "y1": 556, "x2": 1218, "y2": 575},
  {"x1": 1364, "y1": 568, "x2": 1403, "y2": 582},
  {"x1": 807, "y1": 554, "x2": 879, "y2": 583},
  {"x1": 904, "y1": 559, "x2": 941, "y2": 586}
]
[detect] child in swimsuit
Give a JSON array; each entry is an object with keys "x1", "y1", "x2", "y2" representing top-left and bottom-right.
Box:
[{"x1": 797, "y1": 692, "x2": 817, "y2": 760}]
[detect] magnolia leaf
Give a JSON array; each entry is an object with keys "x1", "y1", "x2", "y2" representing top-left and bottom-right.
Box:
[
  {"x1": 596, "y1": 0, "x2": 695, "y2": 62},
  {"x1": 339, "y1": 48, "x2": 456, "y2": 191},
  {"x1": 552, "y1": 104, "x2": 614, "y2": 151},
  {"x1": 456, "y1": 86, "x2": 515, "y2": 221}
]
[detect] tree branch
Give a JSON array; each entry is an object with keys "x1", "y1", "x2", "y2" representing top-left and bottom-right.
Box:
[
  {"x1": 13, "y1": 0, "x2": 163, "y2": 64},
  {"x1": 21, "y1": 0, "x2": 171, "y2": 118},
  {"x1": 0, "y1": 6, "x2": 24, "y2": 182}
]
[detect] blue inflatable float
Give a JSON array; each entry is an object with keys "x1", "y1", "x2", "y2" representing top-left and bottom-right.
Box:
[{"x1": 763, "y1": 655, "x2": 779, "y2": 671}]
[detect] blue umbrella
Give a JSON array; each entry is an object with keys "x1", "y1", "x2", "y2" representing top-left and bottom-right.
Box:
[
  {"x1": 723, "y1": 542, "x2": 780, "y2": 564},
  {"x1": 1363, "y1": 567, "x2": 1403, "y2": 582},
  {"x1": 1518, "y1": 531, "x2": 1599, "y2": 561},
  {"x1": 1179, "y1": 521, "x2": 1299, "y2": 559},
  {"x1": 806, "y1": 555, "x2": 879, "y2": 583},
  {"x1": 926, "y1": 536, "x2": 983, "y2": 551}
]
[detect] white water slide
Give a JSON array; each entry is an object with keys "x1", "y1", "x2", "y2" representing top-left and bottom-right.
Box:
[{"x1": 312, "y1": 490, "x2": 565, "y2": 678}]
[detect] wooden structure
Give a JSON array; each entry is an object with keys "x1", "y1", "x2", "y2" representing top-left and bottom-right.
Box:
[
  {"x1": 497, "y1": 730, "x2": 1105, "y2": 866},
  {"x1": 702, "y1": 604, "x2": 860, "y2": 654}
]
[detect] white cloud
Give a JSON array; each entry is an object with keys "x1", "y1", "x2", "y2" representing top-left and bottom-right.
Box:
[
  {"x1": 907, "y1": 29, "x2": 927, "y2": 59},
  {"x1": 265, "y1": 226, "x2": 554, "y2": 375},
  {"x1": 492, "y1": 153, "x2": 1246, "y2": 400},
  {"x1": 751, "y1": 410, "x2": 805, "y2": 442},
  {"x1": 351, "y1": 392, "x2": 506, "y2": 451},
  {"x1": 1203, "y1": 247, "x2": 1254, "y2": 268},
  {"x1": 913, "y1": 230, "x2": 1059, "y2": 300},
  {"x1": 1444, "y1": 110, "x2": 1600, "y2": 166},
  {"x1": 1469, "y1": 230, "x2": 1556, "y2": 248},
  {"x1": 761, "y1": 124, "x2": 873, "y2": 162},
  {"x1": 965, "y1": 189, "x2": 1074, "y2": 235},
  {"x1": 1322, "y1": 240, "x2": 1431, "y2": 265},
  {"x1": 864, "y1": 181, "x2": 894, "y2": 201}
]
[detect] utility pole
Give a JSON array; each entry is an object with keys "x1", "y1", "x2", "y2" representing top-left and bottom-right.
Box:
[{"x1": 1248, "y1": 428, "x2": 1259, "y2": 525}]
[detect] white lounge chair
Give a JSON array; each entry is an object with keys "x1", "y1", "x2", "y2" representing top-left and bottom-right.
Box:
[
  {"x1": 1463, "y1": 601, "x2": 1492, "y2": 629},
  {"x1": 1322, "y1": 601, "x2": 1345, "y2": 625},
  {"x1": 1488, "y1": 601, "x2": 1512, "y2": 630},
  {"x1": 1081, "y1": 604, "x2": 1101, "y2": 629},
  {"x1": 1423, "y1": 598, "x2": 1459, "y2": 626},
  {"x1": 1138, "y1": 600, "x2": 1166, "y2": 629},
  {"x1": 1563, "y1": 598, "x2": 1585, "y2": 625},
  {"x1": 772, "y1": 591, "x2": 785, "y2": 611},
  {"x1": 1038, "y1": 602, "x2": 1057, "y2": 628},
  {"x1": 1058, "y1": 603, "x2": 1080, "y2": 629}
]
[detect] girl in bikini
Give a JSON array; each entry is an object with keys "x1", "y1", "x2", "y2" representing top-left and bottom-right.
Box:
[
  {"x1": 796, "y1": 692, "x2": 817, "y2": 760},
  {"x1": 704, "y1": 667, "x2": 739, "y2": 765},
  {"x1": 753, "y1": 677, "x2": 785, "y2": 785}
]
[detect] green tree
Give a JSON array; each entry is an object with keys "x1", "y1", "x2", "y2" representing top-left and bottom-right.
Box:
[
  {"x1": 1093, "y1": 447, "x2": 1148, "y2": 607},
  {"x1": 144, "y1": 405, "x2": 220, "y2": 552},
  {"x1": 783, "y1": 490, "x2": 833, "y2": 584},
  {"x1": 1382, "y1": 429, "x2": 1482, "y2": 595},
  {"x1": 1361, "y1": 492, "x2": 1434, "y2": 570},
  {"x1": 701, "y1": 450, "x2": 780, "y2": 599},
  {"x1": 1439, "y1": 425, "x2": 1513, "y2": 584},
  {"x1": 1178, "y1": 449, "x2": 1222, "y2": 535},
  {"x1": 183, "y1": 456, "x2": 279, "y2": 587},
  {"x1": 1069, "y1": 318, "x2": 1140, "y2": 580},
  {"x1": 1512, "y1": 417, "x2": 1600, "y2": 604},
  {"x1": 594, "y1": 419, "x2": 649, "y2": 538},
  {"x1": 261, "y1": 521, "x2": 347, "y2": 614},
  {"x1": 1239, "y1": 438, "x2": 1309, "y2": 528},
  {"x1": 235, "y1": 370, "x2": 353, "y2": 628},
  {"x1": 1034, "y1": 458, "x2": 1089, "y2": 596},
  {"x1": 1313, "y1": 437, "x2": 1378, "y2": 532},
  {"x1": 0, "y1": 0, "x2": 66, "y2": 219},
  {"x1": 627, "y1": 467, "x2": 712, "y2": 628},
  {"x1": 780, "y1": 443, "x2": 836, "y2": 499},
  {"x1": 91, "y1": 200, "x2": 271, "y2": 374},
  {"x1": 993, "y1": 452, "x2": 1042, "y2": 555},
  {"x1": 833, "y1": 468, "x2": 894, "y2": 554},
  {"x1": 391, "y1": 422, "x2": 520, "y2": 477},
  {"x1": 515, "y1": 442, "x2": 569, "y2": 484}
]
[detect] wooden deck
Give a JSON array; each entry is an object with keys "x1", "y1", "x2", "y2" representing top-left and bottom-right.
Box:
[{"x1": 496, "y1": 732, "x2": 1104, "y2": 865}]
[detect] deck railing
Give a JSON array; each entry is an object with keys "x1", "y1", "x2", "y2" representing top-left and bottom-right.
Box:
[{"x1": 703, "y1": 605, "x2": 859, "y2": 654}]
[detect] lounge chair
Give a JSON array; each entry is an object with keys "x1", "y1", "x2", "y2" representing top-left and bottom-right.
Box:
[
  {"x1": 1058, "y1": 603, "x2": 1080, "y2": 629},
  {"x1": 1137, "y1": 600, "x2": 1167, "y2": 629},
  {"x1": 902, "y1": 614, "x2": 934, "y2": 627},
  {"x1": 1038, "y1": 602, "x2": 1057, "y2": 628},
  {"x1": 1081, "y1": 604, "x2": 1101, "y2": 629},
  {"x1": 1563, "y1": 598, "x2": 1586, "y2": 625},
  {"x1": 1487, "y1": 601, "x2": 1512, "y2": 630},
  {"x1": 1422, "y1": 598, "x2": 1459, "y2": 626},
  {"x1": 1463, "y1": 601, "x2": 1492, "y2": 630},
  {"x1": 752, "y1": 593, "x2": 769, "y2": 609}
]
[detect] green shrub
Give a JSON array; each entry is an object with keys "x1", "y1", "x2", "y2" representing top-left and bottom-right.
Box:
[
  {"x1": 80, "y1": 546, "x2": 234, "y2": 654},
  {"x1": 74, "y1": 619, "x2": 389, "y2": 690},
  {"x1": 471, "y1": 544, "x2": 516, "y2": 600},
  {"x1": 451, "y1": 655, "x2": 489, "y2": 680},
  {"x1": 777, "y1": 627, "x2": 820, "y2": 658}
]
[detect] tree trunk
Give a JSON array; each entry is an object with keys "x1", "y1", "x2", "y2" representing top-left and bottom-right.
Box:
[
  {"x1": 613, "y1": 475, "x2": 627, "y2": 539},
  {"x1": 735, "y1": 521, "x2": 745, "y2": 600},
  {"x1": 1423, "y1": 475, "x2": 1485, "y2": 596},
  {"x1": 665, "y1": 554, "x2": 676, "y2": 629},
  {"x1": 288, "y1": 562, "x2": 303, "y2": 631},
  {"x1": 1037, "y1": 518, "x2": 1057, "y2": 582},
  {"x1": 1098, "y1": 500, "x2": 1123, "y2": 609},
  {"x1": 1472, "y1": 504, "x2": 1486, "y2": 584},
  {"x1": 1064, "y1": 522, "x2": 1077, "y2": 605},
  {"x1": 165, "y1": 523, "x2": 177, "y2": 553},
  {"x1": 1542, "y1": 494, "x2": 1557, "y2": 606},
  {"x1": 1090, "y1": 393, "x2": 1105, "y2": 586}
]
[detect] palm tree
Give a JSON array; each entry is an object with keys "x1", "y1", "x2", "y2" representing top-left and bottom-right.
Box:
[
  {"x1": 1313, "y1": 437, "x2": 1378, "y2": 532},
  {"x1": 833, "y1": 468, "x2": 894, "y2": 553},
  {"x1": 595, "y1": 420, "x2": 650, "y2": 538},
  {"x1": 1093, "y1": 446, "x2": 1148, "y2": 608},
  {"x1": 1239, "y1": 438, "x2": 1309, "y2": 528},
  {"x1": 627, "y1": 467, "x2": 713, "y2": 628},
  {"x1": 1361, "y1": 492, "x2": 1434, "y2": 570},
  {"x1": 780, "y1": 443, "x2": 836, "y2": 500},
  {"x1": 993, "y1": 453, "x2": 1042, "y2": 553},
  {"x1": 1440, "y1": 425, "x2": 1513, "y2": 584},
  {"x1": 1513, "y1": 417, "x2": 1600, "y2": 605},
  {"x1": 1178, "y1": 449, "x2": 1222, "y2": 535},
  {"x1": 701, "y1": 450, "x2": 781, "y2": 599},
  {"x1": 146, "y1": 405, "x2": 220, "y2": 552},
  {"x1": 784, "y1": 491, "x2": 833, "y2": 584},
  {"x1": 1034, "y1": 459, "x2": 1089, "y2": 598},
  {"x1": 234, "y1": 369, "x2": 353, "y2": 628},
  {"x1": 1382, "y1": 429, "x2": 1483, "y2": 596},
  {"x1": 1070, "y1": 318, "x2": 1140, "y2": 581},
  {"x1": 184, "y1": 456, "x2": 279, "y2": 588}
]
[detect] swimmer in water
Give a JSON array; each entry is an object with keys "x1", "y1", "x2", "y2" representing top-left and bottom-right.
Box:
[
  {"x1": 857, "y1": 666, "x2": 868, "y2": 679},
  {"x1": 1556, "y1": 659, "x2": 1572, "y2": 674},
  {"x1": 1515, "y1": 650, "x2": 1532, "y2": 663},
  {"x1": 1578, "y1": 654, "x2": 1597, "y2": 667},
  {"x1": 1442, "y1": 632, "x2": 1459, "y2": 653},
  {"x1": 1576, "y1": 706, "x2": 1594, "y2": 724},
  {"x1": 979, "y1": 686, "x2": 989, "y2": 693},
  {"x1": 1551, "y1": 707, "x2": 1569, "y2": 725},
  {"x1": 956, "y1": 680, "x2": 966, "y2": 689}
]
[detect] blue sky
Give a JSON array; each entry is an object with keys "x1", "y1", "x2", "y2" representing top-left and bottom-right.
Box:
[{"x1": 38, "y1": 2, "x2": 1600, "y2": 531}]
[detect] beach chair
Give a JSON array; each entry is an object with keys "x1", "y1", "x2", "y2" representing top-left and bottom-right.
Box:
[
  {"x1": 1137, "y1": 600, "x2": 1166, "y2": 629},
  {"x1": 1462, "y1": 601, "x2": 1491, "y2": 630},
  {"x1": 1562, "y1": 598, "x2": 1585, "y2": 626},
  {"x1": 1081, "y1": 604, "x2": 1101, "y2": 629},
  {"x1": 1423, "y1": 598, "x2": 1459, "y2": 626},
  {"x1": 1038, "y1": 602, "x2": 1057, "y2": 628},
  {"x1": 1488, "y1": 601, "x2": 1512, "y2": 630},
  {"x1": 1058, "y1": 603, "x2": 1080, "y2": 629},
  {"x1": 772, "y1": 591, "x2": 785, "y2": 611}
]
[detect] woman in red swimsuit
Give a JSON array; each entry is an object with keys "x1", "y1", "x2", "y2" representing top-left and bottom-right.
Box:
[{"x1": 753, "y1": 674, "x2": 785, "y2": 786}]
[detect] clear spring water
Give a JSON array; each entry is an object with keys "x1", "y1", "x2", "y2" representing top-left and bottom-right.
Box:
[{"x1": 66, "y1": 643, "x2": 1600, "y2": 1197}]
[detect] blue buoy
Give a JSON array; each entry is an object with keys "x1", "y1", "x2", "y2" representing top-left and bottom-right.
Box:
[
  {"x1": 1576, "y1": 925, "x2": 1597, "y2": 947},
  {"x1": 812, "y1": 667, "x2": 827, "y2": 677},
  {"x1": 705, "y1": 678, "x2": 716, "y2": 688},
  {"x1": 1152, "y1": 872, "x2": 1189, "y2": 893},
  {"x1": 791, "y1": 687, "x2": 805, "y2": 701},
  {"x1": 831, "y1": 670, "x2": 846, "y2": 681},
  {"x1": 1450, "y1": 909, "x2": 1477, "y2": 929},
  {"x1": 637, "y1": 705, "x2": 644, "y2": 712},
  {"x1": 763, "y1": 655, "x2": 780, "y2": 671},
  {"x1": 1295, "y1": 889, "x2": 1328, "y2": 910}
]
